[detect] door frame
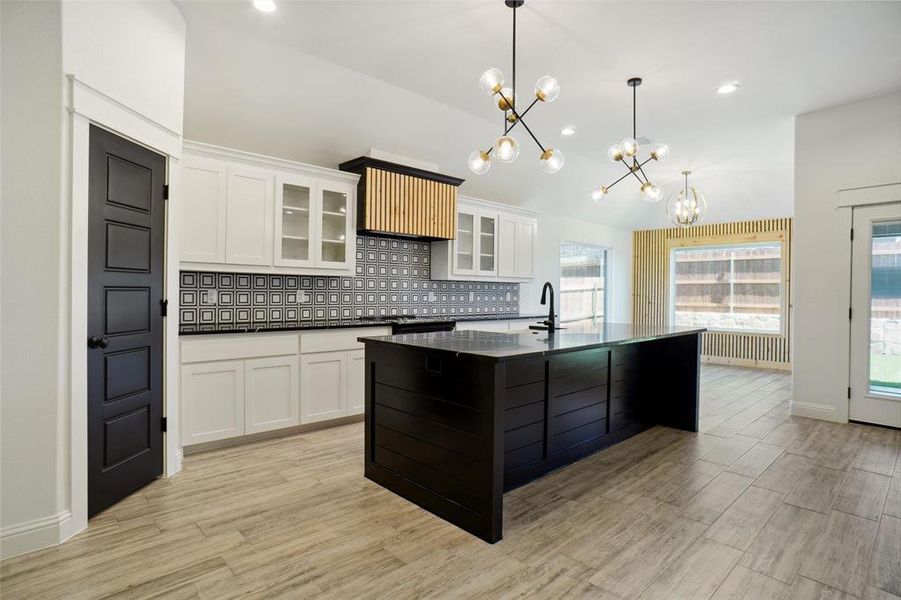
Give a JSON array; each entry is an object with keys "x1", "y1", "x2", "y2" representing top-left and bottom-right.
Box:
[
  {"x1": 849, "y1": 201, "x2": 901, "y2": 425},
  {"x1": 835, "y1": 182, "x2": 901, "y2": 424},
  {"x1": 67, "y1": 76, "x2": 182, "y2": 539}
]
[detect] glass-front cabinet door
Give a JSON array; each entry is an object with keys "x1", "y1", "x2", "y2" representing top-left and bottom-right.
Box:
[
  {"x1": 478, "y1": 214, "x2": 498, "y2": 275},
  {"x1": 453, "y1": 210, "x2": 476, "y2": 275},
  {"x1": 316, "y1": 180, "x2": 355, "y2": 269},
  {"x1": 274, "y1": 174, "x2": 314, "y2": 267}
]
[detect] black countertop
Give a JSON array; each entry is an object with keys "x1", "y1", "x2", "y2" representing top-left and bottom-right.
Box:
[
  {"x1": 178, "y1": 314, "x2": 549, "y2": 336},
  {"x1": 358, "y1": 322, "x2": 707, "y2": 361}
]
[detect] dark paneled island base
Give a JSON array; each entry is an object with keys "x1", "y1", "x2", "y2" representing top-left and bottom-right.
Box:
[{"x1": 359, "y1": 323, "x2": 705, "y2": 543}]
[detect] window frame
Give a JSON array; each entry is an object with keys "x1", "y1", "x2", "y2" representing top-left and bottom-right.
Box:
[
  {"x1": 559, "y1": 240, "x2": 611, "y2": 324},
  {"x1": 666, "y1": 231, "x2": 788, "y2": 336}
]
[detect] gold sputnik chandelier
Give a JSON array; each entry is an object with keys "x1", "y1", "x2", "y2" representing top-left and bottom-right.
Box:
[
  {"x1": 468, "y1": 0, "x2": 564, "y2": 175},
  {"x1": 592, "y1": 78, "x2": 669, "y2": 202}
]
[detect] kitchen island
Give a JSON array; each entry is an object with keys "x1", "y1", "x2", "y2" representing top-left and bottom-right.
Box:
[{"x1": 359, "y1": 322, "x2": 705, "y2": 543}]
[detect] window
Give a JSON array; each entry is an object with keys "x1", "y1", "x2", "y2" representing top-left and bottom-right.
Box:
[
  {"x1": 670, "y1": 242, "x2": 783, "y2": 333},
  {"x1": 560, "y1": 242, "x2": 608, "y2": 324}
]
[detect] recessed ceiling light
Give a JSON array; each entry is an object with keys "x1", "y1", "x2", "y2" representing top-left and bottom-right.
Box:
[
  {"x1": 253, "y1": 0, "x2": 277, "y2": 13},
  {"x1": 560, "y1": 127, "x2": 576, "y2": 136},
  {"x1": 717, "y1": 82, "x2": 740, "y2": 95}
]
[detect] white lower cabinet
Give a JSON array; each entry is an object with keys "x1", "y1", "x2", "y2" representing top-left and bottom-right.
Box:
[
  {"x1": 181, "y1": 360, "x2": 246, "y2": 445},
  {"x1": 245, "y1": 356, "x2": 299, "y2": 434},
  {"x1": 348, "y1": 349, "x2": 366, "y2": 415},
  {"x1": 181, "y1": 328, "x2": 387, "y2": 448},
  {"x1": 299, "y1": 352, "x2": 348, "y2": 423}
]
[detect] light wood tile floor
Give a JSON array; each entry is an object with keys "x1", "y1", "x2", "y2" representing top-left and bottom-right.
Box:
[{"x1": 2, "y1": 365, "x2": 900, "y2": 599}]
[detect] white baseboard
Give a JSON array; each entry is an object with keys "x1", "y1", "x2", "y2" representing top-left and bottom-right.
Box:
[
  {"x1": 0, "y1": 510, "x2": 72, "y2": 560},
  {"x1": 791, "y1": 400, "x2": 841, "y2": 422}
]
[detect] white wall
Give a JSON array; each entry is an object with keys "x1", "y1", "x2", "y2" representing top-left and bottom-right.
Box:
[
  {"x1": 0, "y1": 0, "x2": 69, "y2": 556},
  {"x1": 520, "y1": 213, "x2": 632, "y2": 322},
  {"x1": 61, "y1": 1, "x2": 186, "y2": 135},
  {"x1": 793, "y1": 92, "x2": 901, "y2": 422},
  {"x1": 0, "y1": 0, "x2": 185, "y2": 559}
]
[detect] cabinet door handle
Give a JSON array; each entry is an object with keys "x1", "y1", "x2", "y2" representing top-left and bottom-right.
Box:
[{"x1": 88, "y1": 336, "x2": 110, "y2": 349}]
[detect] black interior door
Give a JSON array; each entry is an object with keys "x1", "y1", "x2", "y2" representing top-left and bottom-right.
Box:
[{"x1": 88, "y1": 125, "x2": 166, "y2": 516}]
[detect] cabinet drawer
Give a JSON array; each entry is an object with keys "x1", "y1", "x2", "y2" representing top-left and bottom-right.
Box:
[
  {"x1": 181, "y1": 333, "x2": 298, "y2": 363},
  {"x1": 300, "y1": 327, "x2": 391, "y2": 353}
]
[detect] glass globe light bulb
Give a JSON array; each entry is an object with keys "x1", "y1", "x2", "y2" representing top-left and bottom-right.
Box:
[
  {"x1": 539, "y1": 148, "x2": 564, "y2": 173},
  {"x1": 493, "y1": 136, "x2": 519, "y2": 163},
  {"x1": 497, "y1": 88, "x2": 516, "y2": 111},
  {"x1": 591, "y1": 187, "x2": 608, "y2": 202},
  {"x1": 467, "y1": 150, "x2": 491, "y2": 175},
  {"x1": 608, "y1": 144, "x2": 624, "y2": 162},
  {"x1": 534, "y1": 76, "x2": 560, "y2": 102},
  {"x1": 640, "y1": 182, "x2": 662, "y2": 202},
  {"x1": 479, "y1": 68, "x2": 505, "y2": 96},
  {"x1": 622, "y1": 138, "x2": 639, "y2": 157},
  {"x1": 649, "y1": 142, "x2": 669, "y2": 161}
]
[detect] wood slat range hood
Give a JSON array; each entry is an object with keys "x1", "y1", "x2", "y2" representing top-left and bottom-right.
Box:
[{"x1": 339, "y1": 156, "x2": 464, "y2": 240}]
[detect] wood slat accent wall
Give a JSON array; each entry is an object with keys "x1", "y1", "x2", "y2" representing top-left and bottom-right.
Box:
[
  {"x1": 632, "y1": 218, "x2": 793, "y2": 370},
  {"x1": 363, "y1": 167, "x2": 457, "y2": 239}
]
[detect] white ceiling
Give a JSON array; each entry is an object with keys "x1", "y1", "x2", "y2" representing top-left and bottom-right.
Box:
[{"x1": 176, "y1": 1, "x2": 901, "y2": 229}]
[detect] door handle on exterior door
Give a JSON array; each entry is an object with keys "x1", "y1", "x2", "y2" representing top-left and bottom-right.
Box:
[{"x1": 88, "y1": 336, "x2": 110, "y2": 349}]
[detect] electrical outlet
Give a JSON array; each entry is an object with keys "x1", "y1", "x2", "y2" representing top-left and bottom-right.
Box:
[
  {"x1": 428, "y1": 292, "x2": 437, "y2": 302},
  {"x1": 506, "y1": 292, "x2": 511, "y2": 302},
  {"x1": 469, "y1": 292, "x2": 475, "y2": 302},
  {"x1": 299, "y1": 291, "x2": 311, "y2": 304},
  {"x1": 200, "y1": 289, "x2": 218, "y2": 306}
]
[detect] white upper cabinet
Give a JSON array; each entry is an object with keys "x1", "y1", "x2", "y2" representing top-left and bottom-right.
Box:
[
  {"x1": 515, "y1": 216, "x2": 537, "y2": 278},
  {"x1": 498, "y1": 213, "x2": 518, "y2": 278},
  {"x1": 181, "y1": 156, "x2": 227, "y2": 263},
  {"x1": 274, "y1": 173, "x2": 315, "y2": 268},
  {"x1": 180, "y1": 141, "x2": 357, "y2": 275},
  {"x1": 477, "y1": 213, "x2": 498, "y2": 276},
  {"x1": 432, "y1": 197, "x2": 537, "y2": 282},
  {"x1": 226, "y1": 165, "x2": 274, "y2": 266},
  {"x1": 316, "y1": 180, "x2": 355, "y2": 270}
]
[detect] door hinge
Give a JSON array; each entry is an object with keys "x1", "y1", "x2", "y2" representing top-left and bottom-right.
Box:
[
  {"x1": 161, "y1": 417, "x2": 167, "y2": 432},
  {"x1": 849, "y1": 307, "x2": 852, "y2": 320},
  {"x1": 160, "y1": 299, "x2": 169, "y2": 317},
  {"x1": 847, "y1": 387, "x2": 851, "y2": 399},
  {"x1": 850, "y1": 228, "x2": 854, "y2": 241},
  {"x1": 163, "y1": 184, "x2": 169, "y2": 200}
]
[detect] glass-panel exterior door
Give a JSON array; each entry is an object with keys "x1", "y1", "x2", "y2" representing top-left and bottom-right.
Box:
[
  {"x1": 560, "y1": 242, "x2": 608, "y2": 325},
  {"x1": 478, "y1": 215, "x2": 497, "y2": 274},
  {"x1": 850, "y1": 202, "x2": 901, "y2": 427},
  {"x1": 318, "y1": 182, "x2": 353, "y2": 268},
  {"x1": 275, "y1": 176, "x2": 313, "y2": 267}
]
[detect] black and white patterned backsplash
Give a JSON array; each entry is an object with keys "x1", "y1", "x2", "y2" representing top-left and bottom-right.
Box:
[{"x1": 179, "y1": 236, "x2": 520, "y2": 325}]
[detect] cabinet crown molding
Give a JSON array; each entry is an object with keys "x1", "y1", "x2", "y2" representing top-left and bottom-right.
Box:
[
  {"x1": 457, "y1": 194, "x2": 541, "y2": 217},
  {"x1": 183, "y1": 140, "x2": 359, "y2": 183}
]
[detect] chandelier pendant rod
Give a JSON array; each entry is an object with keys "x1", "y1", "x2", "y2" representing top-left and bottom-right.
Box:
[
  {"x1": 632, "y1": 81, "x2": 638, "y2": 169},
  {"x1": 512, "y1": 1, "x2": 516, "y2": 110}
]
